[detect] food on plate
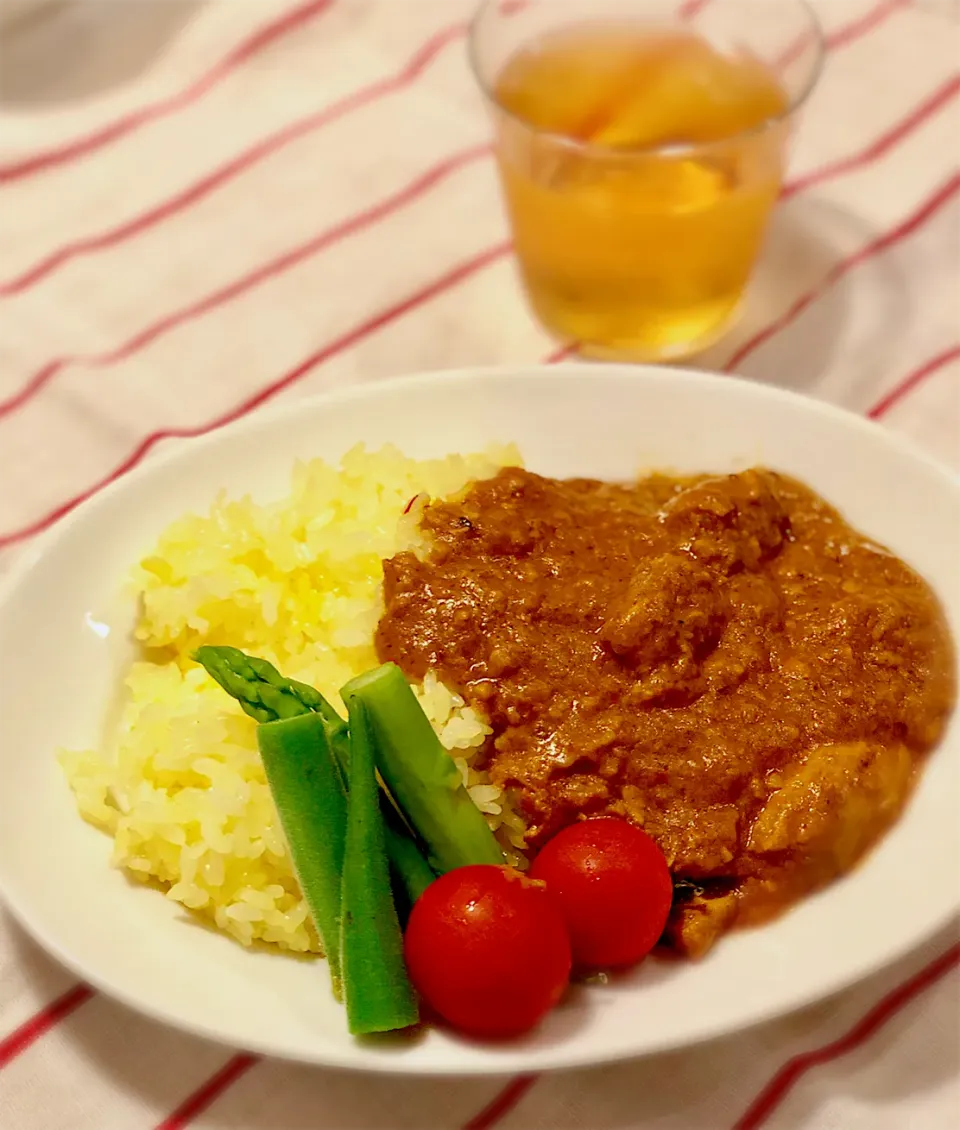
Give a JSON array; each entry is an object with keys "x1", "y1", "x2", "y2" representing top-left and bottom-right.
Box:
[
  {"x1": 196, "y1": 646, "x2": 485, "y2": 908},
  {"x1": 58, "y1": 445, "x2": 955, "y2": 1041},
  {"x1": 377, "y1": 465, "x2": 956, "y2": 957},
  {"x1": 341, "y1": 663, "x2": 506, "y2": 874},
  {"x1": 193, "y1": 646, "x2": 435, "y2": 1030},
  {"x1": 247, "y1": 705, "x2": 347, "y2": 990},
  {"x1": 196, "y1": 645, "x2": 511, "y2": 1033},
  {"x1": 60, "y1": 446, "x2": 524, "y2": 956},
  {"x1": 529, "y1": 817, "x2": 672, "y2": 969},
  {"x1": 196, "y1": 642, "x2": 576, "y2": 1038},
  {"x1": 403, "y1": 864, "x2": 572, "y2": 1039},
  {"x1": 338, "y1": 693, "x2": 418, "y2": 1034}
]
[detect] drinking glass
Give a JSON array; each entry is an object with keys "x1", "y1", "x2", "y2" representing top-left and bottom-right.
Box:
[{"x1": 469, "y1": 0, "x2": 824, "y2": 361}]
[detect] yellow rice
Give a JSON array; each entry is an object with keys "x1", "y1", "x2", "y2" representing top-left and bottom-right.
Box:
[{"x1": 59, "y1": 444, "x2": 526, "y2": 955}]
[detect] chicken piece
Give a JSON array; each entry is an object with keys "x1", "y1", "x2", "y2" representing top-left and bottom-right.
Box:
[
  {"x1": 647, "y1": 802, "x2": 741, "y2": 876},
  {"x1": 601, "y1": 553, "x2": 726, "y2": 702},
  {"x1": 747, "y1": 741, "x2": 914, "y2": 877},
  {"x1": 602, "y1": 553, "x2": 725, "y2": 663},
  {"x1": 662, "y1": 888, "x2": 740, "y2": 959},
  {"x1": 660, "y1": 469, "x2": 790, "y2": 574}
]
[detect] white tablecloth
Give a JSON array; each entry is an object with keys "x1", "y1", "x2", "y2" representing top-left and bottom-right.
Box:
[{"x1": 1, "y1": 2, "x2": 958, "y2": 1128}]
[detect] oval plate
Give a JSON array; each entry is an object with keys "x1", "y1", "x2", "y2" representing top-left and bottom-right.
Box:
[{"x1": 0, "y1": 365, "x2": 958, "y2": 1074}]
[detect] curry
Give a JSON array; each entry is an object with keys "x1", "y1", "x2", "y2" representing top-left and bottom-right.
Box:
[{"x1": 376, "y1": 468, "x2": 956, "y2": 957}]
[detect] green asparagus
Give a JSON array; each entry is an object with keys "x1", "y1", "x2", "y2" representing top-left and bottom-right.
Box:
[
  {"x1": 194, "y1": 645, "x2": 334, "y2": 725},
  {"x1": 256, "y1": 713, "x2": 346, "y2": 996},
  {"x1": 339, "y1": 696, "x2": 418, "y2": 1034},
  {"x1": 382, "y1": 804, "x2": 437, "y2": 906},
  {"x1": 194, "y1": 645, "x2": 436, "y2": 910},
  {"x1": 340, "y1": 663, "x2": 505, "y2": 874},
  {"x1": 324, "y1": 706, "x2": 437, "y2": 909}
]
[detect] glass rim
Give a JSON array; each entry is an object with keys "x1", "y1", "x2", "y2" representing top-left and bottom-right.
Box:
[{"x1": 467, "y1": 0, "x2": 826, "y2": 160}]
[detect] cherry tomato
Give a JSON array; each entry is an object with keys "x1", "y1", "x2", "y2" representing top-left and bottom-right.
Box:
[
  {"x1": 529, "y1": 817, "x2": 672, "y2": 969},
  {"x1": 403, "y1": 864, "x2": 571, "y2": 1039}
]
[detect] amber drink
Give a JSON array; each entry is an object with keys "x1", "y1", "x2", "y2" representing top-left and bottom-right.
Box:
[{"x1": 469, "y1": 0, "x2": 823, "y2": 360}]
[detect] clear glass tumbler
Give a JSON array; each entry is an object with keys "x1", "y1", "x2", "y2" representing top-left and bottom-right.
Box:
[{"x1": 469, "y1": 0, "x2": 824, "y2": 361}]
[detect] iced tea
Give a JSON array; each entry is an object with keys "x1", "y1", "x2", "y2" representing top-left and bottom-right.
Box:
[{"x1": 490, "y1": 24, "x2": 791, "y2": 359}]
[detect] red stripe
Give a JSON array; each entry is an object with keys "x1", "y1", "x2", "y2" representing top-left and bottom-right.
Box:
[
  {"x1": 678, "y1": 0, "x2": 713, "y2": 19},
  {"x1": 0, "y1": 144, "x2": 491, "y2": 419},
  {"x1": 827, "y1": 0, "x2": 906, "y2": 52},
  {"x1": 0, "y1": 22, "x2": 467, "y2": 296},
  {"x1": 0, "y1": 241, "x2": 511, "y2": 552},
  {"x1": 868, "y1": 344, "x2": 960, "y2": 419},
  {"x1": 783, "y1": 73, "x2": 960, "y2": 201},
  {"x1": 462, "y1": 1075, "x2": 539, "y2": 1130},
  {"x1": 733, "y1": 943, "x2": 960, "y2": 1130},
  {"x1": 725, "y1": 172, "x2": 960, "y2": 373},
  {"x1": 544, "y1": 342, "x2": 579, "y2": 363},
  {"x1": 0, "y1": 984, "x2": 94, "y2": 1070},
  {"x1": 158, "y1": 1060, "x2": 536, "y2": 1130},
  {"x1": 776, "y1": 0, "x2": 903, "y2": 70},
  {"x1": 153, "y1": 1053, "x2": 258, "y2": 1130},
  {"x1": 0, "y1": 1, "x2": 334, "y2": 184}
]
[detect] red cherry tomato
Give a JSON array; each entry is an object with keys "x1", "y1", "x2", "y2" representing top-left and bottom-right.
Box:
[
  {"x1": 403, "y1": 864, "x2": 571, "y2": 1039},
  {"x1": 529, "y1": 817, "x2": 672, "y2": 969}
]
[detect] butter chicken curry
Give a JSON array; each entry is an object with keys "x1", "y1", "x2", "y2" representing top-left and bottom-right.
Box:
[{"x1": 377, "y1": 467, "x2": 956, "y2": 958}]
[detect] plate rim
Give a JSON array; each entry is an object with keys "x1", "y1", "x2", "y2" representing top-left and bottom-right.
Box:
[{"x1": 3, "y1": 361, "x2": 959, "y2": 606}]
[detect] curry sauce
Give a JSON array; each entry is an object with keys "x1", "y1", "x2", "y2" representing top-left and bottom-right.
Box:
[{"x1": 376, "y1": 468, "x2": 956, "y2": 957}]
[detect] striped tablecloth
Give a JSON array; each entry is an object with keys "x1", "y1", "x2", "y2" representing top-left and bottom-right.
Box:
[{"x1": 1, "y1": 1, "x2": 958, "y2": 1128}]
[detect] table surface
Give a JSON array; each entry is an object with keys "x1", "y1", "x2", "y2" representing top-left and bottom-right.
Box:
[{"x1": 0, "y1": 2, "x2": 958, "y2": 1128}]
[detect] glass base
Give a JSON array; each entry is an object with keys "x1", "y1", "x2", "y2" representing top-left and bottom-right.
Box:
[{"x1": 546, "y1": 300, "x2": 744, "y2": 365}]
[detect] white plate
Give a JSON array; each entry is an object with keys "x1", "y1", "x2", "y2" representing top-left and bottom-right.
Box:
[{"x1": 0, "y1": 365, "x2": 958, "y2": 1074}]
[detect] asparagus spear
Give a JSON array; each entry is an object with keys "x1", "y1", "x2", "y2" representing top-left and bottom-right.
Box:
[
  {"x1": 193, "y1": 646, "x2": 436, "y2": 908},
  {"x1": 340, "y1": 663, "x2": 505, "y2": 874},
  {"x1": 319, "y1": 698, "x2": 436, "y2": 909},
  {"x1": 194, "y1": 645, "x2": 342, "y2": 729},
  {"x1": 256, "y1": 714, "x2": 346, "y2": 996},
  {"x1": 339, "y1": 697, "x2": 418, "y2": 1034},
  {"x1": 382, "y1": 803, "x2": 437, "y2": 906}
]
